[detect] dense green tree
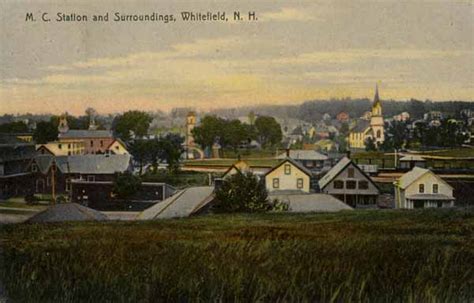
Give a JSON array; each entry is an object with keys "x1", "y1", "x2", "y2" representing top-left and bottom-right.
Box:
[
  {"x1": 213, "y1": 173, "x2": 273, "y2": 213},
  {"x1": 157, "y1": 134, "x2": 184, "y2": 173},
  {"x1": 113, "y1": 172, "x2": 141, "y2": 201},
  {"x1": 254, "y1": 116, "x2": 283, "y2": 147},
  {"x1": 129, "y1": 140, "x2": 152, "y2": 175},
  {"x1": 191, "y1": 115, "x2": 224, "y2": 150},
  {"x1": 113, "y1": 111, "x2": 152, "y2": 141},
  {"x1": 33, "y1": 121, "x2": 58, "y2": 144},
  {"x1": 0, "y1": 121, "x2": 29, "y2": 133},
  {"x1": 364, "y1": 137, "x2": 377, "y2": 151},
  {"x1": 381, "y1": 121, "x2": 409, "y2": 151},
  {"x1": 130, "y1": 134, "x2": 184, "y2": 174}
]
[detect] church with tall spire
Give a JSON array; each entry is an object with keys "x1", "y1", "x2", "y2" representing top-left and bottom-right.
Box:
[{"x1": 348, "y1": 84, "x2": 385, "y2": 149}]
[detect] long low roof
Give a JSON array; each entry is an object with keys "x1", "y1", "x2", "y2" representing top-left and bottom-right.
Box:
[
  {"x1": 268, "y1": 193, "x2": 353, "y2": 212},
  {"x1": 34, "y1": 154, "x2": 131, "y2": 174},
  {"x1": 277, "y1": 150, "x2": 328, "y2": 161},
  {"x1": 59, "y1": 130, "x2": 113, "y2": 139}
]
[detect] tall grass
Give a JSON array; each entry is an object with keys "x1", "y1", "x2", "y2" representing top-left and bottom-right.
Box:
[{"x1": 1, "y1": 209, "x2": 473, "y2": 302}]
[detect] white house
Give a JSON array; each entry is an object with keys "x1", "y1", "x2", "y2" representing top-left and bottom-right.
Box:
[
  {"x1": 394, "y1": 167, "x2": 455, "y2": 209},
  {"x1": 264, "y1": 158, "x2": 312, "y2": 193}
]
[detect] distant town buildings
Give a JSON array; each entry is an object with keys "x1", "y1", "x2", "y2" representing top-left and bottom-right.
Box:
[
  {"x1": 57, "y1": 114, "x2": 114, "y2": 154},
  {"x1": 37, "y1": 140, "x2": 85, "y2": 156},
  {"x1": 393, "y1": 112, "x2": 410, "y2": 122},
  {"x1": 336, "y1": 112, "x2": 350, "y2": 122}
]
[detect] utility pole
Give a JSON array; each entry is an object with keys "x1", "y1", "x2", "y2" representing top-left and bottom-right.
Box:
[{"x1": 51, "y1": 159, "x2": 56, "y2": 205}]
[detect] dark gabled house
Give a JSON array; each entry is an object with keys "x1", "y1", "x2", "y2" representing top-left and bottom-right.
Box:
[
  {"x1": 0, "y1": 135, "x2": 36, "y2": 198},
  {"x1": 319, "y1": 157, "x2": 379, "y2": 208},
  {"x1": 29, "y1": 154, "x2": 132, "y2": 194}
]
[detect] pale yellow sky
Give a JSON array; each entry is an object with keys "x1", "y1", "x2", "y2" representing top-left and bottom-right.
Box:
[{"x1": 0, "y1": 0, "x2": 473, "y2": 115}]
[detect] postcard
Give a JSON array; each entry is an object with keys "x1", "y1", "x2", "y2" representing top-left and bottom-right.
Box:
[{"x1": 0, "y1": 1, "x2": 473, "y2": 301}]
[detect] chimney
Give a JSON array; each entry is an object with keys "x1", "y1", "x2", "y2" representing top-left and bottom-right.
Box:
[
  {"x1": 286, "y1": 148, "x2": 290, "y2": 157},
  {"x1": 346, "y1": 150, "x2": 351, "y2": 159}
]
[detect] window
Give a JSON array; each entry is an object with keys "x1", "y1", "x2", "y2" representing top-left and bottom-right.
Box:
[
  {"x1": 58, "y1": 144, "x2": 62, "y2": 149},
  {"x1": 100, "y1": 140, "x2": 104, "y2": 147},
  {"x1": 68, "y1": 151, "x2": 71, "y2": 155},
  {"x1": 346, "y1": 180, "x2": 356, "y2": 189},
  {"x1": 433, "y1": 184, "x2": 438, "y2": 194},
  {"x1": 376, "y1": 130, "x2": 381, "y2": 138},
  {"x1": 359, "y1": 180, "x2": 369, "y2": 189},
  {"x1": 284, "y1": 164, "x2": 291, "y2": 175},
  {"x1": 68, "y1": 144, "x2": 71, "y2": 149},
  {"x1": 297, "y1": 178, "x2": 304, "y2": 189},
  {"x1": 87, "y1": 175, "x2": 95, "y2": 182},
  {"x1": 419, "y1": 184, "x2": 425, "y2": 193},
  {"x1": 272, "y1": 178, "x2": 280, "y2": 189},
  {"x1": 90, "y1": 140, "x2": 94, "y2": 147},
  {"x1": 46, "y1": 177, "x2": 51, "y2": 186},
  {"x1": 348, "y1": 168, "x2": 355, "y2": 178},
  {"x1": 334, "y1": 180, "x2": 344, "y2": 189},
  {"x1": 31, "y1": 164, "x2": 38, "y2": 172}
]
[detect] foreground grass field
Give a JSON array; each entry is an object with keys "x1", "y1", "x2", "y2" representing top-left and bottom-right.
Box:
[{"x1": 1, "y1": 209, "x2": 473, "y2": 302}]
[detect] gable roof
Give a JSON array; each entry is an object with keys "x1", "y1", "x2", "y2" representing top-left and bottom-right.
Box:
[
  {"x1": 276, "y1": 150, "x2": 328, "y2": 161},
  {"x1": 351, "y1": 120, "x2": 371, "y2": 133},
  {"x1": 59, "y1": 130, "x2": 113, "y2": 139},
  {"x1": 318, "y1": 157, "x2": 378, "y2": 190},
  {"x1": 264, "y1": 157, "x2": 313, "y2": 178},
  {"x1": 222, "y1": 160, "x2": 250, "y2": 177},
  {"x1": 33, "y1": 154, "x2": 131, "y2": 175},
  {"x1": 396, "y1": 167, "x2": 452, "y2": 190},
  {"x1": 106, "y1": 138, "x2": 128, "y2": 150}
]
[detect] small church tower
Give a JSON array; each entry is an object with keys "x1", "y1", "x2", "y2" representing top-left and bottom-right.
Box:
[
  {"x1": 185, "y1": 111, "x2": 196, "y2": 159},
  {"x1": 370, "y1": 84, "x2": 385, "y2": 145},
  {"x1": 58, "y1": 113, "x2": 69, "y2": 134}
]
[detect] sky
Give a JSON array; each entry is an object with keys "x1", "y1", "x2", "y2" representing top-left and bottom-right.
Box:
[{"x1": 0, "y1": 0, "x2": 473, "y2": 115}]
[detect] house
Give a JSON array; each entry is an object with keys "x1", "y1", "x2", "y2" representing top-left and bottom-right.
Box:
[
  {"x1": 398, "y1": 155, "x2": 427, "y2": 170},
  {"x1": 319, "y1": 157, "x2": 379, "y2": 208},
  {"x1": 336, "y1": 112, "x2": 350, "y2": 122},
  {"x1": 57, "y1": 114, "x2": 115, "y2": 154},
  {"x1": 348, "y1": 84, "x2": 385, "y2": 149},
  {"x1": 36, "y1": 139, "x2": 85, "y2": 156},
  {"x1": 276, "y1": 149, "x2": 328, "y2": 172},
  {"x1": 393, "y1": 112, "x2": 410, "y2": 122},
  {"x1": 106, "y1": 138, "x2": 129, "y2": 155},
  {"x1": 221, "y1": 159, "x2": 252, "y2": 179},
  {"x1": 424, "y1": 111, "x2": 443, "y2": 122},
  {"x1": 0, "y1": 135, "x2": 36, "y2": 198},
  {"x1": 264, "y1": 157, "x2": 313, "y2": 193},
  {"x1": 30, "y1": 154, "x2": 131, "y2": 194},
  {"x1": 394, "y1": 167, "x2": 455, "y2": 209}
]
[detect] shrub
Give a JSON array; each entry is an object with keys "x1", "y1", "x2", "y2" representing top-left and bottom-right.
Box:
[{"x1": 213, "y1": 172, "x2": 277, "y2": 213}]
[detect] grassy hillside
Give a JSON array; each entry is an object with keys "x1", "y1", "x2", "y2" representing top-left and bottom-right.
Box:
[{"x1": 1, "y1": 209, "x2": 473, "y2": 302}]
